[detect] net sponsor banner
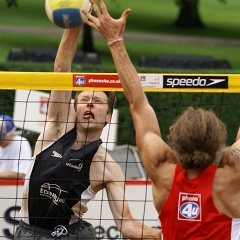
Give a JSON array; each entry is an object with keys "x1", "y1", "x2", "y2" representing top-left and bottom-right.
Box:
[
  {"x1": 1, "y1": 72, "x2": 240, "y2": 92},
  {"x1": 139, "y1": 75, "x2": 163, "y2": 88},
  {"x1": 163, "y1": 75, "x2": 228, "y2": 89},
  {"x1": 73, "y1": 74, "x2": 122, "y2": 88},
  {"x1": 73, "y1": 74, "x2": 231, "y2": 90},
  {"x1": 72, "y1": 74, "x2": 164, "y2": 89}
]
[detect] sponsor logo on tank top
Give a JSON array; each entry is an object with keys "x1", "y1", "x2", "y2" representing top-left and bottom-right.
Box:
[
  {"x1": 178, "y1": 192, "x2": 201, "y2": 221},
  {"x1": 51, "y1": 225, "x2": 68, "y2": 237},
  {"x1": 40, "y1": 183, "x2": 68, "y2": 205},
  {"x1": 66, "y1": 158, "x2": 83, "y2": 172},
  {"x1": 51, "y1": 150, "x2": 62, "y2": 158}
]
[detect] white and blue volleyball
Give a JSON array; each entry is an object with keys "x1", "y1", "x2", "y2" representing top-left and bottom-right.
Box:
[{"x1": 45, "y1": 0, "x2": 92, "y2": 29}]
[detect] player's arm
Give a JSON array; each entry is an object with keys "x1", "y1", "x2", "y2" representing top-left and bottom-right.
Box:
[
  {"x1": 0, "y1": 171, "x2": 25, "y2": 180},
  {"x1": 114, "y1": 47, "x2": 174, "y2": 182},
  {"x1": 215, "y1": 129, "x2": 240, "y2": 217},
  {"x1": 83, "y1": 0, "x2": 175, "y2": 180},
  {"x1": 216, "y1": 137, "x2": 240, "y2": 210},
  {"x1": 34, "y1": 28, "x2": 81, "y2": 155},
  {"x1": 50, "y1": 27, "x2": 81, "y2": 128},
  {"x1": 236, "y1": 127, "x2": 240, "y2": 142},
  {"x1": 104, "y1": 161, "x2": 161, "y2": 239},
  {"x1": 220, "y1": 128, "x2": 240, "y2": 172},
  {"x1": 218, "y1": 126, "x2": 240, "y2": 184}
]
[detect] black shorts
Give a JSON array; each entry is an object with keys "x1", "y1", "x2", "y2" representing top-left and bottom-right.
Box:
[{"x1": 14, "y1": 219, "x2": 96, "y2": 240}]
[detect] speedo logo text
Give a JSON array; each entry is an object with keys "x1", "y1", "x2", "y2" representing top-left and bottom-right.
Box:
[{"x1": 163, "y1": 75, "x2": 228, "y2": 88}]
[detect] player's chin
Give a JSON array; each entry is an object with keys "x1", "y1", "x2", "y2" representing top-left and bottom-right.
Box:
[
  {"x1": 87, "y1": 122, "x2": 106, "y2": 129},
  {"x1": 82, "y1": 120, "x2": 96, "y2": 127}
]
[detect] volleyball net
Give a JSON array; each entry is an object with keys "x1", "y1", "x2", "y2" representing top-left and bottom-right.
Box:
[{"x1": 1, "y1": 71, "x2": 240, "y2": 239}]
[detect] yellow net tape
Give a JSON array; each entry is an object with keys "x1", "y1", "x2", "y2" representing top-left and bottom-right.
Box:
[{"x1": 1, "y1": 71, "x2": 240, "y2": 93}]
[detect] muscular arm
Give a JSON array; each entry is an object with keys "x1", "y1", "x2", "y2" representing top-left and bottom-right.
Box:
[
  {"x1": 0, "y1": 171, "x2": 25, "y2": 179},
  {"x1": 213, "y1": 135, "x2": 240, "y2": 217},
  {"x1": 236, "y1": 127, "x2": 240, "y2": 142},
  {"x1": 83, "y1": 0, "x2": 175, "y2": 182},
  {"x1": 34, "y1": 28, "x2": 81, "y2": 155},
  {"x1": 90, "y1": 147, "x2": 161, "y2": 239},
  {"x1": 219, "y1": 128, "x2": 240, "y2": 171},
  {"x1": 104, "y1": 160, "x2": 161, "y2": 239},
  {"x1": 108, "y1": 42, "x2": 174, "y2": 178}
]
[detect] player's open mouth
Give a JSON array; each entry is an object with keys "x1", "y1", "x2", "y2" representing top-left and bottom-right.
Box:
[{"x1": 84, "y1": 111, "x2": 95, "y2": 119}]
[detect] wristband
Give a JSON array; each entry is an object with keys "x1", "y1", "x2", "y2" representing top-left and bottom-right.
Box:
[{"x1": 108, "y1": 38, "x2": 124, "y2": 46}]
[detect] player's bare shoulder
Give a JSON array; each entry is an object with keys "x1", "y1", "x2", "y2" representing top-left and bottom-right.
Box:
[
  {"x1": 34, "y1": 123, "x2": 65, "y2": 155},
  {"x1": 92, "y1": 145, "x2": 112, "y2": 162},
  {"x1": 90, "y1": 145, "x2": 124, "y2": 191},
  {"x1": 92, "y1": 145, "x2": 120, "y2": 171}
]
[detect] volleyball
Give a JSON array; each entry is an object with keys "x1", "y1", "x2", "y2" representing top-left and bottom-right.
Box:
[{"x1": 45, "y1": 0, "x2": 92, "y2": 29}]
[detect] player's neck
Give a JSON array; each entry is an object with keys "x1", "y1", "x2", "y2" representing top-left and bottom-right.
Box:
[
  {"x1": 185, "y1": 168, "x2": 204, "y2": 179},
  {"x1": 72, "y1": 130, "x2": 101, "y2": 150}
]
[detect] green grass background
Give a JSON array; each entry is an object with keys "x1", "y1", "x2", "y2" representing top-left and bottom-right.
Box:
[{"x1": 0, "y1": 0, "x2": 240, "y2": 69}]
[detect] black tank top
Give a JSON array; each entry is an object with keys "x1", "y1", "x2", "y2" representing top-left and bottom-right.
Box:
[{"x1": 28, "y1": 127, "x2": 102, "y2": 229}]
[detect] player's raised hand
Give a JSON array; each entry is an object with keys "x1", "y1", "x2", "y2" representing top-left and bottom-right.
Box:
[{"x1": 83, "y1": 0, "x2": 131, "y2": 42}]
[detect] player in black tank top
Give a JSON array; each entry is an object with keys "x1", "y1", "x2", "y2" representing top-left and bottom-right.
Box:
[
  {"x1": 14, "y1": 10, "x2": 162, "y2": 239},
  {"x1": 28, "y1": 127, "x2": 102, "y2": 229}
]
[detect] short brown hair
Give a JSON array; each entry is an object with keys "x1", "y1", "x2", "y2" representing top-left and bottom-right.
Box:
[
  {"x1": 167, "y1": 107, "x2": 227, "y2": 169},
  {"x1": 74, "y1": 91, "x2": 117, "y2": 114}
]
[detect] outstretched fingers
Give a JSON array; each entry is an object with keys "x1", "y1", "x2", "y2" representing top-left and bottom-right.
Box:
[
  {"x1": 121, "y1": 8, "x2": 132, "y2": 22},
  {"x1": 83, "y1": 0, "x2": 132, "y2": 41},
  {"x1": 97, "y1": 0, "x2": 108, "y2": 14},
  {"x1": 89, "y1": 0, "x2": 102, "y2": 17},
  {"x1": 82, "y1": 1, "x2": 97, "y2": 27}
]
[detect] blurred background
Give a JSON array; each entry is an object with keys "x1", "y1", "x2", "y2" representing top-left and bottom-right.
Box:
[{"x1": 0, "y1": 0, "x2": 240, "y2": 71}]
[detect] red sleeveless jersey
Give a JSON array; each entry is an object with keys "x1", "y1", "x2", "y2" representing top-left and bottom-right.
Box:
[{"x1": 159, "y1": 164, "x2": 239, "y2": 240}]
